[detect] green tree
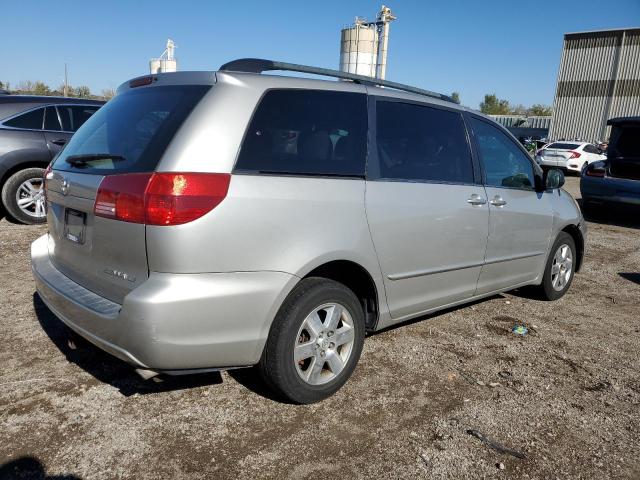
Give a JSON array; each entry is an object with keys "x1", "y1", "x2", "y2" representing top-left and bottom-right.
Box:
[
  {"x1": 32, "y1": 81, "x2": 51, "y2": 95},
  {"x1": 451, "y1": 91, "x2": 460, "y2": 104},
  {"x1": 75, "y1": 85, "x2": 92, "y2": 98},
  {"x1": 480, "y1": 93, "x2": 511, "y2": 115},
  {"x1": 528, "y1": 104, "x2": 553, "y2": 116}
]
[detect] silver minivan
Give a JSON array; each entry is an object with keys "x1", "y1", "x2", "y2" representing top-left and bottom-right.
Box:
[{"x1": 31, "y1": 59, "x2": 586, "y2": 403}]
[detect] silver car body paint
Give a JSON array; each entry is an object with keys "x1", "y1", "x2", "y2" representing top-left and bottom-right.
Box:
[{"x1": 31, "y1": 69, "x2": 585, "y2": 371}]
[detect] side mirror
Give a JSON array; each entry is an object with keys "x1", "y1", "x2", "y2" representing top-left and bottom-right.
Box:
[{"x1": 544, "y1": 168, "x2": 565, "y2": 190}]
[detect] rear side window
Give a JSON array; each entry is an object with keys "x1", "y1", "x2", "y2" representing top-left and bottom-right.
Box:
[
  {"x1": 58, "y1": 105, "x2": 100, "y2": 132},
  {"x1": 3, "y1": 107, "x2": 44, "y2": 130},
  {"x1": 53, "y1": 86, "x2": 209, "y2": 174},
  {"x1": 471, "y1": 117, "x2": 535, "y2": 190},
  {"x1": 547, "y1": 142, "x2": 580, "y2": 150},
  {"x1": 235, "y1": 89, "x2": 367, "y2": 177},
  {"x1": 44, "y1": 106, "x2": 61, "y2": 131},
  {"x1": 373, "y1": 101, "x2": 474, "y2": 183}
]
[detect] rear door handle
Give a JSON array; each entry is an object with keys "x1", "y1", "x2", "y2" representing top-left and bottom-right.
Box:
[
  {"x1": 489, "y1": 196, "x2": 507, "y2": 207},
  {"x1": 51, "y1": 139, "x2": 67, "y2": 146},
  {"x1": 467, "y1": 193, "x2": 487, "y2": 206}
]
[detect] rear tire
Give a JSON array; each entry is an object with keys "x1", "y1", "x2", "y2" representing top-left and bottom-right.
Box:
[
  {"x1": 1, "y1": 168, "x2": 47, "y2": 225},
  {"x1": 258, "y1": 277, "x2": 365, "y2": 404},
  {"x1": 538, "y1": 232, "x2": 576, "y2": 300}
]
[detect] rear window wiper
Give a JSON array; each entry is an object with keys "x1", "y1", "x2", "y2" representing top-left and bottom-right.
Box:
[{"x1": 65, "y1": 154, "x2": 126, "y2": 167}]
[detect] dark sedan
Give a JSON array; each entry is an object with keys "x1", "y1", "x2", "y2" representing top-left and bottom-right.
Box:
[
  {"x1": 581, "y1": 116, "x2": 640, "y2": 214},
  {"x1": 0, "y1": 96, "x2": 103, "y2": 224}
]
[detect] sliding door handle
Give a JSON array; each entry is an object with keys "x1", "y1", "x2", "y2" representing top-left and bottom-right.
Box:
[
  {"x1": 467, "y1": 194, "x2": 487, "y2": 206},
  {"x1": 489, "y1": 196, "x2": 507, "y2": 207}
]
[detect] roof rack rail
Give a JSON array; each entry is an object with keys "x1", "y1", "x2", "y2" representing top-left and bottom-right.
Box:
[{"x1": 219, "y1": 58, "x2": 455, "y2": 104}]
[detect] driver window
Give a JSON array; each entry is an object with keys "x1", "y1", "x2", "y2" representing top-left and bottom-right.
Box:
[{"x1": 471, "y1": 117, "x2": 535, "y2": 190}]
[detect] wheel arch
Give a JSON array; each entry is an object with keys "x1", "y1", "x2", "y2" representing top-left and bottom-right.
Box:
[
  {"x1": 0, "y1": 150, "x2": 50, "y2": 190},
  {"x1": 561, "y1": 223, "x2": 584, "y2": 272},
  {"x1": 301, "y1": 259, "x2": 380, "y2": 332}
]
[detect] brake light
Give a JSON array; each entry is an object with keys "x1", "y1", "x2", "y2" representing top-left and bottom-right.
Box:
[
  {"x1": 43, "y1": 163, "x2": 53, "y2": 206},
  {"x1": 568, "y1": 151, "x2": 581, "y2": 159},
  {"x1": 585, "y1": 166, "x2": 605, "y2": 177},
  {"x1": 43, "y1": 163, "x2": 53, "y2": 188},
  {"x1": 129, "y1": 76, "x2": 154, "y2": 88},
  {"x1": 94, "y1": 173, "x2": 231, "y2": 225}
]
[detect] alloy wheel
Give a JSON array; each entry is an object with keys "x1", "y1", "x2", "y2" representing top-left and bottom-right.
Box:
[
  {"x1": 294, "y1": 302, "x2": 355, "y2": 385},
  {"x1": 551, "y1": 243, "x2": 573, "y2": 291},
  {"x1": 15, "y1": 177, "x2": 46, "y2": 219}
]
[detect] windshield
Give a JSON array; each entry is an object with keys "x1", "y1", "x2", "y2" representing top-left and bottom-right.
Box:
[
  {"x1": 53, "y1": 85, "x2": 210, "y2": 174},
  {"x1": 546, "y1": 142, "x2": 580, "y2": 150}
]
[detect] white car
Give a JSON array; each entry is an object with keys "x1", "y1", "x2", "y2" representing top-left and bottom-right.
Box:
[{"x1": 536, "y1": 141, "x2": 606, "y2": 173}]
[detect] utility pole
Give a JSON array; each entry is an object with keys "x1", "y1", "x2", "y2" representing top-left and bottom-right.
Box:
[{"x1": 64, "y1": 63, "x2": 68, "y2": 97}]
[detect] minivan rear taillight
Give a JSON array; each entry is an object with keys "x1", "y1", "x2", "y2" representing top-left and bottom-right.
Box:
[{"x1": 94, "y1": 173, "x2": 231, "y2": 225}]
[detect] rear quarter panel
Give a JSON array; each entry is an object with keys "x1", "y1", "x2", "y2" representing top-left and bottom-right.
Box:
[{"x1": 146, "y1": 174, "x2": 385, "y2": 290}]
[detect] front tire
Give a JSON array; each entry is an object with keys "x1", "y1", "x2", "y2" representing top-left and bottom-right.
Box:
[
  {"x1": 258, "y1": 277, "x2": 365, "y2": 404},
  {"x1": 539, "y1": 232, "x2": 576, "y2": 300},
  {"x1": 1, "y1": 168, "x2": 47, "y2": 225}
]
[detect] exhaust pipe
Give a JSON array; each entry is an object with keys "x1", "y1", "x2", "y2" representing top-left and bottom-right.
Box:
[{"x1": 135, "y1": 368, "x2": 160, "y2": 380}]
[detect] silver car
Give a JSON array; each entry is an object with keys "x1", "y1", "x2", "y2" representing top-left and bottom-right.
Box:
[{"x1": 31, "y1": 59, "x2": 586, "y2": 403}]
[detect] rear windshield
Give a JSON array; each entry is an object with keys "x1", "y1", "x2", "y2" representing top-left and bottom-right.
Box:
[
  {"x1": 546, "y1": 142, "x2": 580, "y2": 150},
  {"x1": 53, "y1": 85, "x2": 210, "y2": 174}
]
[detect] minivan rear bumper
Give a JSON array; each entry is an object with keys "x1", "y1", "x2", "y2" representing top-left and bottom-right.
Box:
[{"x1": 31, "y1": 234, "x2": 297, "y2": 371}]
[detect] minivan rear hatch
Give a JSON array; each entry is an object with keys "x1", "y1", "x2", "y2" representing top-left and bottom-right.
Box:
[{"x1": 46, "y1": 82, "x2": 211, "y2": 304}]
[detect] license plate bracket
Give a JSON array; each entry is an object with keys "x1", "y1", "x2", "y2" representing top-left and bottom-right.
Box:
[{"x1": 64, "y1": 209, "x2": 86, "y2": 244}]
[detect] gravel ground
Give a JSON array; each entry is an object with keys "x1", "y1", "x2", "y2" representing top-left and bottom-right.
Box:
[{"x1": 1, "y1": 176, "x2": 639, "y2": 479}]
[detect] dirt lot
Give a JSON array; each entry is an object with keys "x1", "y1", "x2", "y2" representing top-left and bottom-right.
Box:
[{"x1": 1, "y1": 176, "x2": 639, "y2": 479}]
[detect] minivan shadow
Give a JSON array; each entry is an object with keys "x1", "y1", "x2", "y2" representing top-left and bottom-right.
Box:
[
  {"x1": 619, "y1": 272, "x2": 640, "y2": 285},
  {"x1": 0, "y1": 456, "x2": 82, "y2": 480},
  {"x1": 32, "y1": 293, "x2": 223, "y2": 397},
  {"x1": 370, "y1": 294, "x2": 505, "y2": 336},
  {"x1": 577, "y1": 199, "x2": 640, "y2": 230}
]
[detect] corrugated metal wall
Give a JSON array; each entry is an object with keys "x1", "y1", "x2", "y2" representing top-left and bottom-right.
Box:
[{"x1": 549, "y1": 28, "x2": 640, "y2": 142}]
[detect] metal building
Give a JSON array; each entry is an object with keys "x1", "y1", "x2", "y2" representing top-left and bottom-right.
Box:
[
  {"x1": 150, "y1": 39, "x2": 177, "y2": 74},
  {"x1": 339, "y1": 5, "x2": 396, "y2": 79},
  {"x1": 548, "y1": 28, "x2": 640, "y2": 142}
]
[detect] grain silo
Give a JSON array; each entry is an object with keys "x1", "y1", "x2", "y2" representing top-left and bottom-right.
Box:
[
  {"x1": 150, "y1": 39, "x2": 177, "y2": 74},
  {"x1": 339, "y1": 6, "x2": 396, "y2": 79},
  {"x1": 548, "y1": 28, "x2": 640, "y2": 142}
]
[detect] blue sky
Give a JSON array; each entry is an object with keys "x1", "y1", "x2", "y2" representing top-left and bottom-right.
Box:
[{"x1": 1, "y1": 0, "x2": 638, "y2": 108}]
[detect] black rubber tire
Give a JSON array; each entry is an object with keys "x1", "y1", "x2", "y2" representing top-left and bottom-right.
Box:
[
  {"x1": 1, "y1": 167, "x2": 46, "y2": 225},
  {"x1": 258, "y1": 277, "x2": 365, "y2": 404},
  {"x1": 538, "y1": 232, "x2": 576, "y2": 301}
]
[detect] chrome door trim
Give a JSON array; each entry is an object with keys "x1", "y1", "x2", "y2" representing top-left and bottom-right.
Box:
[
  {"x1": 387, "y1": 251, "x2": 545, "y2": 281},
  {"x1": 483, "y1": 251, "x2": 545, "y2": 266}
]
